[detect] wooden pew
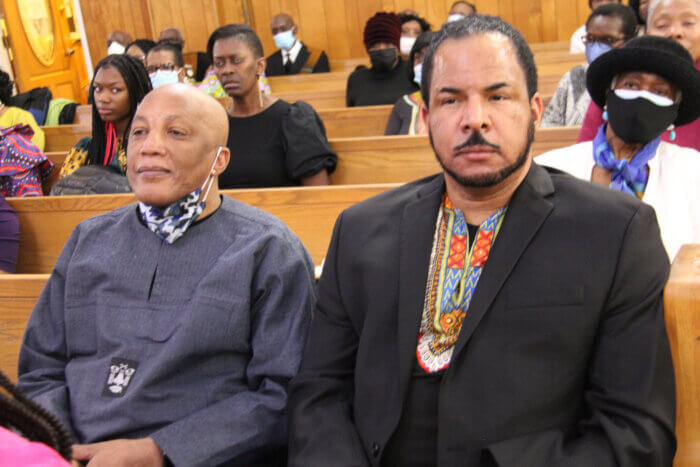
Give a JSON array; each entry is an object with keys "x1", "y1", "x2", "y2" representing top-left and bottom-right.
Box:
[
  {"x1": 328, "y1": 127, "x2": 580, "y2": 184},
  {"x1": 6, "y1": 184, "x2": 397, "y2": 274},
  {"x1": 44, "y1": 105, "x2": 395, "y2": 154},
  {"x1": 329, "y1": 46, "x2": 582, "y2": 72},
  {"x1": 39, "y1": 127, "x2": 580, "y2": 193},
  {"x1": 3, "y1": 245, "x2": 699, "y2": 467},
  {"x1": 664, "y1": 244, "x2": 700, "y2": 466},
  {"x1": 42, "y1": 125, "x2": 91, "y2": 153},
  {"x1": 268, "y1": 71, "x2": 349, "y2": 93},
  {"x1": 59, "y1": 69, "x2": 566, "y2": 148},
  {"x1": 0, "y1": 274, "x2": 48, "y2": 380}
]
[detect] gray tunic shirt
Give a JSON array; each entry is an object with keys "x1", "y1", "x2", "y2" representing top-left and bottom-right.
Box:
[{"x1": 18, "y1": 196, "x2": 315, "y2": 466}]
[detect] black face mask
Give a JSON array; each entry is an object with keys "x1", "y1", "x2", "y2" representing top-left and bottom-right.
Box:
[
  {"x1": 606, "y1": 91, "x2": 679, "y2": 144},
  {"x1": 369, "y1": 48, "x2": 398, "y2": 72}
]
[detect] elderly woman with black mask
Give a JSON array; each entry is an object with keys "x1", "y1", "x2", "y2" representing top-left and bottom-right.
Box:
[
  {"x1": 538, "y1": 36, "x2": 700, "y2": 260},
  {"x1": 346, "y1": 12, "x2": 418, "y2": 107}
]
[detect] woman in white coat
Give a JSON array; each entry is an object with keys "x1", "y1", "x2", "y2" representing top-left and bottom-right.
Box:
[{"x1": 537, "y1": 35, "x2": 700, "y2": 260}]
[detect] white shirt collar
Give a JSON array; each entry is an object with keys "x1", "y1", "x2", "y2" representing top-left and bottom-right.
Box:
[{"x1": 284, "y1": 39, "x2": 303, "y2": 64}]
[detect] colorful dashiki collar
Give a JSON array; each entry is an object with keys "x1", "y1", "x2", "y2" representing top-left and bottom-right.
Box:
[
  {"x1": 403, "y1": 90, "x2": 427, "y2": 136},
  {"x1": 592, "y1": 123, "x2": 659, "y2": 199},
  {"x1": 417, "y1": 195, "x2": 506, "y2": 373}
]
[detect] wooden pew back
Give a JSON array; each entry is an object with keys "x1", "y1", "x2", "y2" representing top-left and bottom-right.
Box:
[
  {"x1": 39, "y1": 127, "x2": 580, "y2": 194},
  {"x1": 328, "y1": 127, "x2": 580, "y2": 185},
  {"x1": 7, "y1": 184, "x2": 396, "y2": 274},
  {"x1": 2, "y1": 244, "x2": 699, "y2": 467},
  {"x1": 0, "y1": 274, "x2": 48, "y2": 380},
  {"x1": 664, "y1": 244, "x2": 700, "y2": 466}
]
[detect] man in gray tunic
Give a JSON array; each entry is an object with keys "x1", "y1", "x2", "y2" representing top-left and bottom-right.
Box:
[{"x1": 18, "y1": 84, "x2": 315, "y2": 466}]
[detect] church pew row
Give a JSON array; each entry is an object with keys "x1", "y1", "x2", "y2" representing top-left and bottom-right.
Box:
[
  {"x1": 69, "y1": 69, "x2": 568, "y2": 131},
  {"x1": 664, "y1": 244, "x2": 700, "y2": 467},
  {"x1": 47, "y1": 105, "x2": 397, "y2": 152},
  {"x1": 327, "y1": 127, "x2": 580, "y2": 184},
  {"x1": 1, "y1": 243, "x2": 699, "y2": 467},
  {"x1": 47, "y1": 73, "x2": 566, "y2": 153},
  {"x1": 6, "y1": 184, "x2": 396, "y2": 274},
  {"x1": 17, "y1": 128, "x2": 579, "y2": 274},
  {"x1": 327, "y1": 46, "x2": 581, "y2": 72},
  {"x1": 39, "y1": 127, "x2": 580, "y2": 194}
]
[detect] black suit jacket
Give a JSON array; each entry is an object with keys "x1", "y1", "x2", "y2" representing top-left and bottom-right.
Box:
[
  {"x1": 289, "y1": 165, "x2": 676, "y2": 466},
  {"x1": 265, "y1": 43, "x2": 330, "y2": 76}
]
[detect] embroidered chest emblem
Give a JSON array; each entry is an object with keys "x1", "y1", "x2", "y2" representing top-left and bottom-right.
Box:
[
  {"x1": 102, "y1": 357, "x2": 139, "y2": 397},
  {"x1": 416, "y1": 198, "x2": 506, "y2": 373}
]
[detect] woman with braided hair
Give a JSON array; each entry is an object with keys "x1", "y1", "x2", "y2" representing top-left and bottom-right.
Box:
[
  {"x1": 59, "y1": 54, "x2": 152, "y2": 180},
  {"x1": 0, "y1": 69, "x2": 45, "y2": 151},
  {"x1": 0, "y1": 370, "x2": 72, "y2": 465}
]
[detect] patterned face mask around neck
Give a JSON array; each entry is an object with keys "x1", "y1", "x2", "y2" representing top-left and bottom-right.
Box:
[{"x1": 138, "y1": 146, "x2": 222, "y2": 244}]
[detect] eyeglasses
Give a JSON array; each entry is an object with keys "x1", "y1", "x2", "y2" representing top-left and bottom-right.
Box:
[
  {"x1": 581, "y1": 34, "x2": 625, "y2": 46},
  {"x1": 146, "y1": 63, "x2": 178, "y2": 73}
]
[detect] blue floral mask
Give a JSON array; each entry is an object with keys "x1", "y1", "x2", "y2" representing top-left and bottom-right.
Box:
[{"x1": 138, "y1": 147, "x2": 222, "y2": 244}]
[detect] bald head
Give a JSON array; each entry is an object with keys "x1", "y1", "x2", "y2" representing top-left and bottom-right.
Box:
[
  {"x1": 127, "y1": 84, "x2": 231, "y2": 208},
  {"x1": 270, "y1": 13, "x2": 296, "y2": 36},
  {"x1": 107, "y1": 30, "x2": 133, "y2": 47},
  {"x1": 159, "y1": 27, "x2": 185, "y2": 47},
  {"x1": 141, "y1": 83, "x2": 228, "y2": 146}
]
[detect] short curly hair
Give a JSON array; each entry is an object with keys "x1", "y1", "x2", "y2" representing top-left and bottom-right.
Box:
[
  {"x1": 399, "y1": 13, "x2": 431, "y2": 33},
  {"x1": 0, "y1": 69, "x2": 14, "y2": 106}
]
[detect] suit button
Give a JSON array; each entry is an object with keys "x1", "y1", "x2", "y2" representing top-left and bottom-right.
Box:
[{"x1": 372, "y1": 442, "x2": 380, "y2": 457}]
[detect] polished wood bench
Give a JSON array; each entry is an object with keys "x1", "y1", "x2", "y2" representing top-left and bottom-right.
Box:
[
  {"x1": 40, "y1": 127, "x2": 579, "y2": 193},
  {"x1": 328, "y1": 127, "x2": 580, "y2": 184},
  {"x1": 47, "y1": 105, "x2": 395, "y2": 151},
  {"x1": 6, "y1": 184, "x2": 397, "y2": 274},
  {"x1": 664, "y1": 244, "x2": 700, "y2": 466},
  {"x1": 2, "y1": 244, "x2": 698, "y2": 467}
]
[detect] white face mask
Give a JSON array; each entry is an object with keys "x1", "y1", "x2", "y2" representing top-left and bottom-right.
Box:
[
  {"x1": 150, "y1": 70, "x2": 180, "y2": 89},
  {"x1": 447, "y1": 13, "x2": 466, "y2": 23},
  {"x1": 274, "y1": 29, "x2": 296, "y2": 51},
  {"x1": 400, "y1": 36, "x2": 416, "y2": 56},
  {"x1": 107, "y1": 41, "x2": 126, "y2": 55},
  {"x1": 138, "y1": 147, "x2": 222, "y2": 244},
  {"x1": 413, "y1": 63, "x2": 423, "y2": 87}
]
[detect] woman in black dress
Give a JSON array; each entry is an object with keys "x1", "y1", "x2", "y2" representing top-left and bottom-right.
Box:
[
  {"x1": 207, "y1": 24, "x2": 337, "y2": 189},
  {"x1": 346, "y1": 12, "x2": 418, "y2": 107}
]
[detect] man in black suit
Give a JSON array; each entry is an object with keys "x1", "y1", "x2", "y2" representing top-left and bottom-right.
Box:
[
  {"x1": 288, "y1": 15, "x2": 676, "y2": 467},
  {"x1": 265, "y1": 13, "x2": 330, "y2": 76}
]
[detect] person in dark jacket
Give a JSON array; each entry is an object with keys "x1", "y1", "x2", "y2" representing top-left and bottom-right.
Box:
[
  {"x1": 346, "y1": 12, "x2": 418, "y2": 107},
  {"x1": 265, "y1": 13, "x2": 330, "y2": 76}
]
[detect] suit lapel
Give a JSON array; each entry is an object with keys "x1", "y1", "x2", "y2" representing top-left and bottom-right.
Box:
[
  {"x1": 451, "y1": 164, "x2": 555, "y2": 359},
  {"x1": 397, "y1": 175, "x2": 445, "y2": 401},
  {"x1": 292, "y1": 44, "x2": 310, "y2": 74}
]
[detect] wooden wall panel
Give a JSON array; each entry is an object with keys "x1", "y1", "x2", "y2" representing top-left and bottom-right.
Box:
[
  {"x1": 148, "y1": 0, "x2": 220, "y2": 53},
  {"x1": 77, "y1": 0, "x2": 601, "y2": 71},
  {"x1": 217, "y1": 0, "x2": 248, "y2": 25},
  {"x1": 251, "y1": 0, "x2": 593, "y2": 62},
  {"x1": 79, "y1": 0, "x2": 153, "y2": 67}
]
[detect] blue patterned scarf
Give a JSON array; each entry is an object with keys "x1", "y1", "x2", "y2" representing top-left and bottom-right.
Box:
[{"x1": 592, "y1": 123, "x2": 660, "y2": 198}]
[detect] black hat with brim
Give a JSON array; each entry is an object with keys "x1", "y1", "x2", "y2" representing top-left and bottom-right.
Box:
[{"x1": 586, "y1": 35, "x2": 700, "y2": 126}]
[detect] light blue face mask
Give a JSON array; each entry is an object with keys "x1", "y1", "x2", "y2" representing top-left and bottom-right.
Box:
[
  {"x1": 447, "y1": 13, "x2": 466, "y2": 23},
  {"x1": 585, "y1": 42, "x2": 612, "y2": 64},
  {"x1": 413, "y1": 63, "x2": 422, "y2": 87},
  {"x1": 274, "y1": 29, "x2": 296, "y2": 51},
  {"x1": 149, "y1": 70, "x2": 180, "y2": 89}
]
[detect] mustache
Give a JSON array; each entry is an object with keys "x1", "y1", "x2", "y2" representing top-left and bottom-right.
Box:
[{"x1": 453, "y1": 131, "x2": 500, "y2": 152}]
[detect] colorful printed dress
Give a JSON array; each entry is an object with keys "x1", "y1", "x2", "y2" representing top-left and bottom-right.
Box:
[
  {"x1": 59, "y1": 137, "x2": 126, "y2": 179},
  {"x1": 384, "y1": 90, "x2": 427, "y2": 136}
]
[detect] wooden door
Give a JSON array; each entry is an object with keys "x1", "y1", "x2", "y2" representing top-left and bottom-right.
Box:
[{"x1": 2, "y1": 0, "x2": 88, "y2": 103}]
